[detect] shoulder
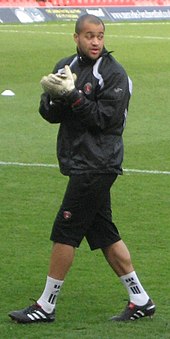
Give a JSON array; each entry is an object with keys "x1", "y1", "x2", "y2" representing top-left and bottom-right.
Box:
[
  {"x1": 100, "y1": 52, "x2": 128, "y2": 79},
  {"x1": 53, "y1": 54, "x2": 77, "y2": 73}
]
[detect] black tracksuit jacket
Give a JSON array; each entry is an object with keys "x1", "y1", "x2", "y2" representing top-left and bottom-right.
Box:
[{"x1": 39, "y1": 48, "x2": 132, "y2": 176}]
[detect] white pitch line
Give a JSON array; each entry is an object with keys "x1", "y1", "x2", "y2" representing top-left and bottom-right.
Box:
[
  {"x1": 0, "y1": 29, "x2": 169, "y2": 40},
  {"x1": 0, "y1": 161, "x2": 170, "y2": 175},
  {"x1": 107, "y1": 34, "x2": 170, "y2": 40},
  {"x1": 123, "y1": 168, "x2": 170, "y2": 175},
  {"x1": 2, "y1": 22, "x2": 170, "y2": 27},
  {"x1": 0, "y1": 29, "x2": 72, "y2": 35},
  {"x1": 0, "y1": 161, "x2": 58, "y2": 168},
  {"x1": 105, "y1": 22, "x2": 170, "y2": 26}
]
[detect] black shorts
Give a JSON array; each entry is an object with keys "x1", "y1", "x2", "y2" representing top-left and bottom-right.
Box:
[{"x1": 50, "y1": 173, "x2": 121, "y2": 250}]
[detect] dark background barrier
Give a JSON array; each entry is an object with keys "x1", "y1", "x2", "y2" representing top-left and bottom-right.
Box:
[{"x1": 0, "y1": 2, "x2": 170, "y2": 23}]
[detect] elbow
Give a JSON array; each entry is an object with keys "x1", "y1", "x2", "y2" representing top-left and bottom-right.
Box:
[{"x1": 39, "y1": 109, "x2": 57, "y2": 124}]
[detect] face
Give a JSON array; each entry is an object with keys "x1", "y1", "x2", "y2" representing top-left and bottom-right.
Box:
[{"x1": 74, "y1": 21, "x2": 105, "y2": 60}]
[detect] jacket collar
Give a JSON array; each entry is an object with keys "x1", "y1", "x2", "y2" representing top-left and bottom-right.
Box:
[{"x1": 77, "y1": 47, "x2": 111, "y2": 65}]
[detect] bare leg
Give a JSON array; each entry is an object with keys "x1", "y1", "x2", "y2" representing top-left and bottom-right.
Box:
[
  {"x1": 102, "y1": 240, "x2": 151, "y2": 308},
  {"x1": 102, "y1": 240, "x2": 155, "y2": 320},
  {"x1": 102, "y1": 240, "x2": 134, "y2": 277},
  {"x1": 48, "y1": 243, "x2": 75, "y2": 280},
  {"x1": 34, "y1": 243, "x2": 75, "y2": 313}
]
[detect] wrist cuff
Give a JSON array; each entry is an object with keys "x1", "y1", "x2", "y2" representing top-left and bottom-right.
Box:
[{"x1": 67, "y1": 89, "x2": 84, "y2": 107}]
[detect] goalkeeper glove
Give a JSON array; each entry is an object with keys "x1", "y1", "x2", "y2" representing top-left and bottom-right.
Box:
[{"x1": 40, "y1": 65, "x2": 77, "y2": 98}]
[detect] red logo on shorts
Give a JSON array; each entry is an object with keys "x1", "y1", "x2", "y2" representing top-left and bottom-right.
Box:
[{"x1": 63, "y1": 211, "x2": 72, "y2": 220}]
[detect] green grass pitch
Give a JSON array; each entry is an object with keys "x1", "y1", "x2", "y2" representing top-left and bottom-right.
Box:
[{"x1": 0, "y1": 20, "x2": 170, "y2": 338}]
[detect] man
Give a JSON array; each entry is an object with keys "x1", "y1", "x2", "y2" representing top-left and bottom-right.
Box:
[{"x1": 9, "y1": 14, "x2": 155, "y2": 323}]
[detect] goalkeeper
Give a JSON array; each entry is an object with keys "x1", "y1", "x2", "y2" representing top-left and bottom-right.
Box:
[{"x1": 9, "y1": 14, "x2": 155, "y2": 323}]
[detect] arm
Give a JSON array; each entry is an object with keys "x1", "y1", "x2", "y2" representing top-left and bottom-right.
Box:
[
  {"x1": 72, "y1": 71, "x2": 131, "y2": 134},
  {"x1": 39, "y1": 92, "x2": 65, "y2": 124},
  {"x1": 39, "y1": 61, "x2": 77, "y2": 124}
]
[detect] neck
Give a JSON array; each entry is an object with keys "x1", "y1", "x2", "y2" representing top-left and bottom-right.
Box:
[{"x1": 77, "y1": 48, "x2": 105, "y2": 65}]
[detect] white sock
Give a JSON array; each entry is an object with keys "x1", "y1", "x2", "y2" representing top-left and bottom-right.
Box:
[
  {"x1": 37, "y1": 276, "x2": 64, "y2": 313},
  {"x1": 120, "y1": 271, "x2": 149, "y2": 306}
]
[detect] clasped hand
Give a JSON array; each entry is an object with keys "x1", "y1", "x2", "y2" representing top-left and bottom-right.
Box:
[{"x1": 40, "y1": 65, "x2": 77, "y2": 98}]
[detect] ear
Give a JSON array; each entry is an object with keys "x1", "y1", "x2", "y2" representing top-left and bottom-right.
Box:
[{"x1": 74, "y1": 33, "x2": 78, "y2": 44}]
